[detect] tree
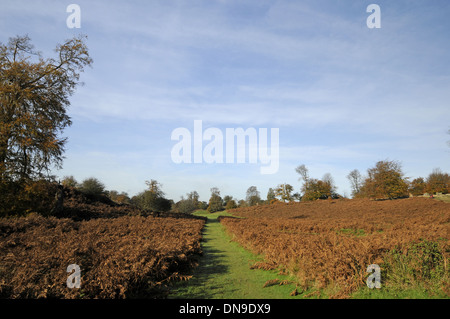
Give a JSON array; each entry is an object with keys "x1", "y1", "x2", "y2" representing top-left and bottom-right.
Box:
[
  {"x1": 108, "y1": 190, "x2": 130, "y2": 204},
  {"x1": 207, "y1": 187, "x2": 223, "y2": 213},
  {"x1": 295, "y1": 164, "x2": 309, "y2": 182},
  {"x1": 237, "y1": 199, "x2": 247, "y2": 208},
  {"x1": 115, "y1": 192, "x2": 131, "y2": 205},
  {"x1": 131, "y1": 180, "x2": 171, "y2": 212},
  {"x1": 347, "y1": 169, "x2": 363, "y2": 198},
  {"x1": 275, "y1": 183, "x2": 294, "y2": 202},
  {"x1": 174, "y1": 190, "x2": 200, "y2": 214},
  {"x1": 292, "y1": 192, "x2": 302, "y2": 201},
  {"x1": 187, "y1": 190, "x2": 200, "y2": 207},
  {"x1": 223, "y1": 195, "x2": 233, "y2": 207},
  {"x1": 246, "y1": 186, "x2": 261, "y2": 206},
  {"x1": 322, "y1": 173, "x2": 337, "y2": 198},
  {"x1": 225, "y1": 199, "x2": 237, "y2": 210},
  {"x1": 197, "y1": 201, "x2": 208, "y2": 210},
  {"x1": 425, "y1": 168, "x2": 449, "y2": 194},
  {"x1": 301, "y1": 178, "x2": 339, "y2": 201},
  {"x1": 266, "y1": 188, "x2": 276, "y2": 202},
  {"x1": 174, "y1": 197, "x2": 196, "y2": 214},
  {"x1": 79, "y1": 177, "x2": 105, "y2": 197},
  {"x1": 145, "y1": 179, "x2": 165, "y2": 197},
  {"x1": 0, "y1": 35, "x2": 92, "y2": 181},
  {"x1": 409, "y1": 177, "x2": 426, "y2": 196},
  {"x1": 359, "y1": 160, "x2": 409, "y2": 199},
  {"x1": 61, "y1": 175, "x2": 78, "y2": 188},
  {"x1": 297, "y1": 165, "x2": 339, "y2": 201}
]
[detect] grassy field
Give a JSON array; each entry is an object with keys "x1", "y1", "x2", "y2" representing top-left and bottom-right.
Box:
[
  {"x1": 169, "y1": 210, "x2": 303, "y2": 299},
  {"x1": 433, "y1": 194, "x2": 450, "y2": 203}
]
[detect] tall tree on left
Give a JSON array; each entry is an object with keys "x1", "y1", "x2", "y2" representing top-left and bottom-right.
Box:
[{"x1": 0, "y1": 35, "x2": 92, "y2": 181}]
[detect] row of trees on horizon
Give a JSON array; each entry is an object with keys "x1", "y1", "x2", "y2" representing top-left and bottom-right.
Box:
[
  {"x1": 1, "y1": 35, "x2": 449, "y2": 217},
  {"x1": 58, "y1": 159, "x2": 450, "y2": 215}
]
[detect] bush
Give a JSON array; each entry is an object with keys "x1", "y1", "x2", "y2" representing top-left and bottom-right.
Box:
[
  {"x1": 382, "y1": 240, "x2": 448, "y2": 291},
  {"x1": 207, "y1": 187, "x2": 224, "y2": 213},
  {"x1": 61, "y1": 175, "x2": 78, "y2": 188},
  {"x1": 426, "y1": 168, "x2": 450, "y2": 194},
  {"x1": 207, "y1": 194, "x2": 223, "y2": 213},
  {"x1": 79, "y1": 177, "x2": 106, "y2": 197},
  {"x1": 0, "y1": 179, "x2": 60, "y2": 217},
  {"x1": 360, "y1": 160, "x2": 409, "y2": 199},
  {"x1": 131, "y1": 191, "x2": 171, "y2": 213},
  {"x1": 225, "y1": 199, "x2": 237, "y2": 210},
  {"x1": 409, "y1": 177, "x2": 426, "y2": 196},
  {"x1": 174, "y1": 198, "x2": 197, "y2": 214},
  {"x1": 0, "y1": 215, "x2": 205, "y2": 298},
  {"x1": 301, "y1": 179, "x2": 340, "y2": 201}
]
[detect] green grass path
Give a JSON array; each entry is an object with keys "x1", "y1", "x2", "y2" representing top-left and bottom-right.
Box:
[{"x1": 168, "y1": 211, "x2": 299, "y2": 299}]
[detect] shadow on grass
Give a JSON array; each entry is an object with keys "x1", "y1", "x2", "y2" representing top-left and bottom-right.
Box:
[{"x1": 168, "y1": 217, "x2": 232, "y2": 299}]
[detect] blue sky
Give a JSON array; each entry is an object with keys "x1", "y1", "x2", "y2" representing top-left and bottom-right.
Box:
[{"x1": 1, "y1": 0, "x2": 449, "y2": 202}]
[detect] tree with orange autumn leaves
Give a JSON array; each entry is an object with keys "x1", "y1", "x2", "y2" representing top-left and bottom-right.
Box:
[
  {"x1": 358, "y1": 160, "x2": 409, "y2": 199},
  {"x1": 0, "y1": 35, "x2": 92, "y2": 181}
]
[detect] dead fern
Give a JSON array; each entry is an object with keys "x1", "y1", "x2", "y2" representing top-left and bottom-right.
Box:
[{"x1": 263, "y1": 279, "x2": 279, "y2": 288}]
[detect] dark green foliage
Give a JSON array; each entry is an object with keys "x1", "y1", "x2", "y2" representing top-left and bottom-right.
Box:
[
  {"x1": 225, "y1": 199, "x2": 237, "y2": 210},
  {"x1": 382, "y1": 240, "x2": 448, "y2": 289},
  {"x1": 174, "y1": 191, "x2": 200, "y2": 214},
  {"x1": 130, "y1": 179, "x2": 171, "y2": 213},
  {"x1": 246, "y1": 186, "x2": 261, "y2": 206},
  {"x1": 207, "y1": 187, "x2": 223, "y2": 213},
  {"x1": 79, "y1": 177, "x2": 105, "y2": 197},
  {"x1": 0, "y1": 179, "x2": 59, "y2": 217},
  {"x1": 132, "y1": 191, "x2": 171, "y2": 213},
  {"x1": 266, "y1": 188, "x2": 276, "y2": 202}
]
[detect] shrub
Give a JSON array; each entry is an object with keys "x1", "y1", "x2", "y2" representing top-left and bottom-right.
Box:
[
  {"x1": 174, "y1": 198, "x2": 197, "y2": 214},
  {"x1": 382, "y1": 240, "x2": 448, "y2": 290},
  {"x1": 79, "y1": 177, "x2": 106, "y2": 197},
  {"x1": 61, "y1": 175, "x2": 79, "y2": 188},
  {"x1": 426, "y1": 168, "x2": 450, "y2": 194},
  {"x1": 409, "y1": 177, "x2": 426, "y2": 196},
  {"x1": 0, "y1": 215, "x2": 205, "y2": 298},
  {"x1": 360, "y1": 160, "x2": 409, "y2": 199},
  {"x1": 225, "y1": 199, "x2": 237, "y2": 210},
  {"x1": 131, "y1": 191, "x2": 171, "y2": 213},
  {"x1": 207, "y1": 187, "x2": 223, "y2": 213},
  {"x1": 301, "y1": 179, "x2": 339, "y2": 201},
  {"x1": 0, "y1": 179, "x2": 59, "y2": 217}
]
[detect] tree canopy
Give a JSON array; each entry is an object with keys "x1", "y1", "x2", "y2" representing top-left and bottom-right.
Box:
[
  {"x1": 207, "y1": 187, "x2": 223, "y2": 213},
  {"x1": 275, "y1": 183, "x2": 294, "y2": 202},
  {"x1": 0, "y1": 35, "x2": 92, "y2": 181},
  {"x1": 296, "y1": 164, "x2": 339, "y2": 201},
  {"x1": 246, "y1": 185, "x2": 261, "y2": 206},
  {"x1": 359, "y1": 160, "x2": 409, "y2": 199}
]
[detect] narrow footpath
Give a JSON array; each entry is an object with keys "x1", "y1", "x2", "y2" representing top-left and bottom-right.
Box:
[{"x1": 169, "y1": 211, "x2": 299, "y2": 299}]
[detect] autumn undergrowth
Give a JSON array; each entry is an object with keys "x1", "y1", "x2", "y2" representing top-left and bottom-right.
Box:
[
  {"x1": 352, "y1": 239, "x2": 449, "y2": 299},
  {"x1": 169, "y1": 210, "x2": 302, "y2": 299}
]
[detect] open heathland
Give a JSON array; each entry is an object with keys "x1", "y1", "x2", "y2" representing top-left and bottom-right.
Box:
[
  {"x1": 222, "y1": 198, "x2": 450, "y2": 298},
  {"x1": 0, "y1": 190, "x2": 205, "y2": 298}
]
